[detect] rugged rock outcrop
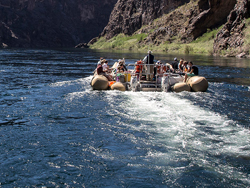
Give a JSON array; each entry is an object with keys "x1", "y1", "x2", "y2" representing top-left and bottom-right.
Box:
[
  {"x1": 92, "y1": 0, "x2": 246, "y2": 56},
  {"x1": 1, "y1": 0, "x2": 249, "y2": 56},
  {"x1": 98, "y1": 0, "x2": 190, "y2": 40},
  {"x1": 95, "y1": 0, "x2": 237, "y2": 43},
  {"x1": 213, "y1": 0, "x2": 250, "y2": 56},
  {"x1": 135, "y1": 0, "x2": 238, "y2": 45},
  {"x1": 0, "y1": 0, "x2": 117, "y2": 48},
  {"x1": 183, "y1": 0, "x2": 237, "y2": 42}
]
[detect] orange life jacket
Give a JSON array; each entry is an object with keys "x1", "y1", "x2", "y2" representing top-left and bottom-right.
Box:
[
  {"x1": 163, "y1": 65, "x2": 167, "y2": 73},
  {"x1": 135, "y1": 60, "x2": 143, "y2": 73},
  {"x1": 156, "y1": 64, "x2": 161, "y2": 74}
]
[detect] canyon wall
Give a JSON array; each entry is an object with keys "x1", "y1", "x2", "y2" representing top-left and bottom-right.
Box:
[
  {"x1": 96, "y1": 0, "x2": 237, "y2": 44},
  {"x1": 93, "y1": 0, "x2": 250, "y2": 57},
  {"x1": 99, "y1": 0, "x2": 190, "y2": 40},
  {"x1": 213, "y1": 0, "x2": 250, "y2": 56},
  {"x1": 1, "y1": 0, "x2": 249, "y2": 57},
  {"x1": 0, "y1": 0, "x2": 117, "y2": 48}
]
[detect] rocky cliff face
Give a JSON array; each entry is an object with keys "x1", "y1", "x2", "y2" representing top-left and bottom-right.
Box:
[
  {"x1": 213, "y1": 0, "x2": 250, "y2": 57},
  {"x1": 97, "y1": 0, "x2": 238, "y2": 44},
  {"x1": 95, "y1": 0, "x2": 236, "y2": 42},
  {"x1": 1, "y1": 0, "x2": 249, "y2": 56},
  {"x1": 183, "y1": 0, "x2": 237, "y2": 42},
  {"x1": 0, "y1": 0, "x2": 117, "y2": 48},
  {"x1": 99, "y1": 0, "x2": 190, "y2": 40},
  {"x1": 93, "y1": 0, "x2": 250, "y2": 57}
]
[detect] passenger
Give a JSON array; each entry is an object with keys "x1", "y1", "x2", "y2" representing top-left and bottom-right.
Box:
[
  {"x1": 93, "y1": 58, "x2": 103, "y2": 75},
  {"x1": 187, "y1": 61, "x2": 192, "y2": 72},
  {"x1": 143, "y1": 50, "x2": 154, "y2": 81},
  {"x1": 102, "y1": 59, "x2": 110, "y2": 72},
  {"x1": 178, "y1": 58, "x2": 184, "y2": 72},
  {"x1": 165, "y1": 64, "x2": 174, "y2": 73},
  {"x1": 102, "y1": 60, "x2": 112, "y2": 73},
  {"x1": 118, "y1": 59, "x2": 127, "y2": 71},
  {"x1": 97, "y1": 57, "x2": 104, "y2": 65},
  {"x1": 170, "y1": 57, "x2": 179, "y2": 71},
  {"x1": 135, "y1": 60, "x2": 143, "y2": 80},
  {"x1": 184, "y1": 61, "x2": 199, "y2": 82},
  {"x1": 154, "y1": 60, "x2": 163, "y2": 75},
  {"x1": 183, "y1": 61, "x2": 189, "y2": 73},
  {"x1": 112, "y1": 61, "x2": 119, "y2": 71},
  {"x1": 153, "y1": 61, "x2": 160, "y2": 80},
  {"x1": 117, "y1": 63, "x2": 126, "y2": 73},
  {"x1": 97, "y1": 59, "x2": 113, "y2": 81}
]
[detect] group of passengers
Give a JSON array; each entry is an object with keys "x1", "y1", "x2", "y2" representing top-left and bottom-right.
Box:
[
  {"x1": 94, "y1": 51, "x2": 199, "y2": 82},
  {"x1": 95, "y1": 57, "x2": 128, "y2": 81},
  {"x1": 116, "y1": 59, "x2": 127, "y2": 73},
  {"x1": 171, "y1": 57, "x2": 199, "y2": 82},
  {"x1": 138, "y1": 51, "x2": 199, "y2": 82},
  {"x1": 155, "y1": 56, "x2": 199, "y2": 82},
  {"x1": 95, "y1": 57, "x2": 113, "y2": 81},
  {"x1": 137, "y1": 50, "x2": 172, "y2": 81}
]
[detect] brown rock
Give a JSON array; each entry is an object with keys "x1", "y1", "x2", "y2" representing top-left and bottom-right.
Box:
[
  {"x1": 183, "y1": 0, "x2": 237, "y2": 42},
  {"x1": 213, "y1": 0, "x2": 250, "y2": 55},
  {"x1": 95, "y1": 0, "x2": 240, "y2": 52},
  {"x1": 100, "y1": 0, "x2": 190, "y2": 40},
  {"x1": 75, "y1": 43, "x2": 89, "y2": 48}
]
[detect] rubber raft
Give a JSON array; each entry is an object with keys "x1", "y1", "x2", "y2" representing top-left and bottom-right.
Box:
[
  {"x1": 91, "y1": 75, "x2": 208, "y2": 92},
  {"x1": 172, "y1": 76, "x2": 209, "y2": 92},
  {"x1": 91, "y1": 75, "x2": 127, "y2": 91}
]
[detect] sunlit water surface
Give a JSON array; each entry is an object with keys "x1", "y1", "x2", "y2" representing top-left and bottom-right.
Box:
[{"x1": 0, "y1": 49, "x2": 249, "y2": 187}]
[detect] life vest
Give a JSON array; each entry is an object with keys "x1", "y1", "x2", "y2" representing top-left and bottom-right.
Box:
[
  {"x1": 135, "y1": 60, "x2": 143, "y2": 73},
  {"x1": 163, "y1": 65, "x2": 167, "y2": 73},
  {"x1": 156, "y1": 64, "x2": 165, "y2": 74},
  {"x1": 184, "y1": 66, "x2": 188, "y2": 72},
  {"x1": 156, "y1": 64, "x2": 161, "y2": 74}
]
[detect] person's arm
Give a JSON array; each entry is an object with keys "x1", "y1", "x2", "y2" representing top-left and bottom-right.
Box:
[
  {"x1": 189, "y1": 67, "x2": 194, "y2": 74},
  {"x1": 178, "y1": 63, "x2": 182, "y2": 71},
  {"x1": 123, "y1": 65, "x2": 127, "y2": 71}
]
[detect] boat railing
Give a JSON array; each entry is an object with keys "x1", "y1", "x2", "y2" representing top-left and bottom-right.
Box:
[
  {"x1": 127, "y1": 63, "x2": 154, "y2": 82},
  {"x1": 114, "y1": 62, "x2": 183, "y2": 87},
  {"x1": 128, "y1": 63, "x2": 163, "y2": 89}
]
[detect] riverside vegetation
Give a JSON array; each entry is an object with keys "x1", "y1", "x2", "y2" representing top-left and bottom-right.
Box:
[
  {"x1": 89, "y1": 27, "x2": 221, "y2": 55},
  {"x1": 89, "y1": 0, "x2": 250, "y2": 57}
]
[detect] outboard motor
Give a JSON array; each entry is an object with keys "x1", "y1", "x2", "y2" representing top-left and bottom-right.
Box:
[
  {"x1": 130, "y1": 76, "x2": 138, "y2": 92},
  {"x1": 161, "y1": 75, "x2": 170, "y2": 92}
]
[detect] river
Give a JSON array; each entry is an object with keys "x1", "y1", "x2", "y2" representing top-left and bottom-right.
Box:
[{"x1": 0, "y1": 48, "x2": 249, "y2": 187}]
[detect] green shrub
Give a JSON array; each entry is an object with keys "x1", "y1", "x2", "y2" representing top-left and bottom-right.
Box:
[
  {"x1": 184, "y1": 45, "x2": 193, "y2": 54},
  {"x1": 192, "y1": 27, "x2": 222, "y2": 43}
]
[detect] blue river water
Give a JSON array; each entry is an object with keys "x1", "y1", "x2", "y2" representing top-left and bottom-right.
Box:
[{"x1": 0, "y1": 48, "x2": 249, "y2": 187}]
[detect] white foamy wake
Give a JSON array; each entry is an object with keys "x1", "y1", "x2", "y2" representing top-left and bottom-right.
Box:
[
  {"x1": 50, "y1": 76, "x2": 92, "y2": 88},
  {"x1": 60, "y1": 78, "x2": 249, "y2": 185},
  {"x1": 105, "y1": 91, "x2": 250, "y2": 184},
  {"x1": 50, "y1": 76, "x2": 93, "y2": 101}
]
